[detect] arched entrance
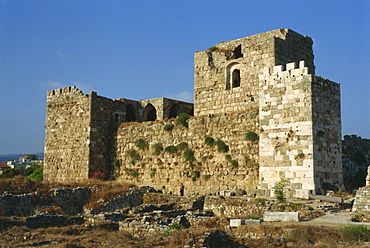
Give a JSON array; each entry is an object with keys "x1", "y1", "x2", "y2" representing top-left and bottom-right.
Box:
[
  {"x1": 126, "y1": 104, "x2": 136, "y2": 122},
  {"x1": 143, "y1": 103, "x2": 157, "y2": 121},
  {"x1": 168, "y1": 104, "x2": 180, "y2": 119}
]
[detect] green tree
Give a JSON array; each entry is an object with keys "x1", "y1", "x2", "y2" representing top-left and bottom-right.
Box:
[
  {"x1": 28, "y1": 167, "x2": 43, "y2": 182},
  {"x1": 24, "y1": 164, "x2": 41, "y2": 176},
  {"x1": 25, "y1": 154, "x2": 38, "y2": 160}
]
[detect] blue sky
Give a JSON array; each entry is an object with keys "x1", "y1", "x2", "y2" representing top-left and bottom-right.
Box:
[{"x1": 0, "y1": 0, "x2": 369, "y2": 154}]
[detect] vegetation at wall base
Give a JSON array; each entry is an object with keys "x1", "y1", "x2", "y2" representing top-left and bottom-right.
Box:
[
  {"x1": 0, "y1": 164, "x2": 44, "y2": 182},
  {"x1": 341, "y1": 225, "x2": 370, "y2": 242},
  {"x1": 273, "y1": 178, "x2": 291, "y2": 203}
]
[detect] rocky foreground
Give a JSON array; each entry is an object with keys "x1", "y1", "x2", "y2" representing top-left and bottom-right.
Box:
[{"x1": 0, "y1": 180, "x2": 369, "y2": 247}]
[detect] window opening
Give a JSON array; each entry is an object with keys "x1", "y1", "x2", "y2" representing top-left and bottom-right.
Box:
[
  {"x1": 232, "y1": 69, "x2": 240, "y2": 87},
  {"x1": 233, "y1": 45, "x2": 243, "y2": 59}
]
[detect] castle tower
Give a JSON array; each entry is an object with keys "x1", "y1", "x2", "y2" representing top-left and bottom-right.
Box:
[
  {"x1": 194, "y1": 29, "x2": 342, "y2": 197},
  {"x1": 43, "y1": 86, "x2": 129, "y2": 181},
  {"x1": 194, "y1": 29, "x2": 314, "y2": 117}
]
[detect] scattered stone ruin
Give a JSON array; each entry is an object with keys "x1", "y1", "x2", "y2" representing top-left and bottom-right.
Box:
[
  {"x1": 44, "y1": 28, "x2": 343, "y2": 198},
  {"x1": 352, "y1": 165, "x2": 370, "y2": 213}
]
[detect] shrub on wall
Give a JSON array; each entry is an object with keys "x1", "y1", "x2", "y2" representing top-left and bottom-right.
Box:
[
  {"x1": 163, "y1": 123, "x2": 174, "y2": 131},
  {"x1": 192, "y1": 171, "x2": 200, "y2": 181},
  {"x1": 203, "y1": 174, "x2": 211, "y2": 181},
  {"x1": 135, "y1": 138, "x2": 149, "y2": 150},
  {"x1": 208, "y1": 46, "x2": 218, "y2": 52},
  {"x1": 295, "y1": 153, "x2": 305, "y2": 159},
  {"x1": 127, "y1": 149, "x2": 140, "y2": 164},
  {"x1": 183, "y1": 149, "x2": 196, "y2": 162},
  {"x1": 126, "y1": 168, "x2": 139, "y2": 177},
  {"x1": 204, "y1": 137, "x2": 215, "y2": 147},
  {"x1": 152, "y1": 143, "x2": 164, "y2": 155},
  {"x1": 176, "y1": 113, "x2": 190, "y2": 128},
  {"x1": 176, "y1": 142, "x2": 189, "y2": 150},
  {"x1": 245, "y1": 131, "x2": 258, "y2": 142},
  {"x1": 244, "y1": 155, "x2": 251, "y2": 164},
  {"x1": 215, "y1": 139, "x2": 229, "y2": 153},
  {"x1": 164, "y1": 145, "x2": 178, "y2": 154},
  {"x1": 230, "y1": 160, "x2": 239, "y2": 168}
]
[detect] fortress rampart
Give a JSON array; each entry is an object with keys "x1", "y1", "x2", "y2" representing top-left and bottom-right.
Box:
[{"x1": 44, "y1": 29, "x2": 343, "y2": 197}]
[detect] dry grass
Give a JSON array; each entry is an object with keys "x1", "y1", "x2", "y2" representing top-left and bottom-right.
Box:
[
  {"x1": 0, "y1": 175, "x2": 49, "y2": 194},
  {"x1": 142, "y1": 193, "x2": 172, "y2": 205},
  {"x1": 84, "y1": 180, "x2": 135, "y2": 210}
]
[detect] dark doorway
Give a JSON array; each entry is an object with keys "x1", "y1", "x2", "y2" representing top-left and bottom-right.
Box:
[
  {"x1": 169, "y1": 104, "x2": 180, "y2": 119},
  {"x1": 143, "y1": 103, "x2": 157, "y2": 121},
  {"x1": 126, "y1": 104, "x2": 136, "y2": 122}
]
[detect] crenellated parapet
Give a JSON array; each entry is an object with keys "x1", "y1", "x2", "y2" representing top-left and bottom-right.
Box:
[
  {"x1": 46, "y1": 86, "x2": 88, "y2": 98},
  {"x1": 259, "y1": 60, "x2": 310, "y2": 82}
]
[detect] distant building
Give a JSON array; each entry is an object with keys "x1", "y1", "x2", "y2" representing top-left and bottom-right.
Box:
[
  {"x1": 6, "y1": 156, "x2": 42, "y2": 171},
  {"x1": 0, "y1": 162, "x2": 10, "y2": 174}
]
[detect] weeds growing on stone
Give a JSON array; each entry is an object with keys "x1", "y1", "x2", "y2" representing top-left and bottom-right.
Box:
[
  {"x1": 245, "y1": 130, "x2": 258, "y2": 142},
  {"x1": 175, "y1": 113, "x2": 190, "y2": 128},
  {"x1": 152, "y1": 143, "x2": 163, "y2": 155},
  {"x1": 163, "y1": 123, "x2": 174, "y2": 131}
]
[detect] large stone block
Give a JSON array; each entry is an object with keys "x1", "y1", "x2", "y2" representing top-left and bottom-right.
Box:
[{"x1": 263, "y1": 212, "x2": 300, "y2": 222}]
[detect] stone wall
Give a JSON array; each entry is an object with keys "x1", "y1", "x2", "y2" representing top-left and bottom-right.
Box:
[
  {"x1": 44, "y1": 87, "x2": 193, "y2": 182},
  {"x1": 312, "y1": 77, "x2": 342, "y2": 192},
  {"x1": 342, "y1": 135, "x2": 370, "y2": 189},
  {"x1": 115, "y1": 110, "x2": 260, "y2": 195},
  {"x1": 352, "y1": 166, "x2": 370, "y2": 213}
]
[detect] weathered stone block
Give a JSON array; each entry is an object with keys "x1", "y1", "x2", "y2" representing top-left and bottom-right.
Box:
[{"x1": 263, "y1": 212, "x2": 300, "y2": 222}]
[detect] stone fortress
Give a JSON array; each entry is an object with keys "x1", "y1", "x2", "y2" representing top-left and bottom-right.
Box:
[{"x1": 44, "y1": 29, "x2": 343, "y2": 198}]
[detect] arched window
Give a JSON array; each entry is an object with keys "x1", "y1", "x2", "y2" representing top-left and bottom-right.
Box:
[
  {"x1": 226, "y1": 62, "x2": 241, "y2": 89},
  {"x1": 126, "y1": 104, "x2": 136, "y2": 122},
  {"x1": 168, "y1": 104, "x2": 180, "y2": 119},
  {"x1": 232, "y1": 69, "x2": 240, "y2": 87},
  {"x1": 143, "y1": 103, "x2": 157, "y2": 121}
]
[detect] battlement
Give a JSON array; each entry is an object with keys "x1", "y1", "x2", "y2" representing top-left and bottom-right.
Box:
[
  {"x1": 47, "y1": 86, "x2": 89, "y2": 98},
  {"x1": 260, "y1": 61, "x2": 309, "y2": 80}
]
